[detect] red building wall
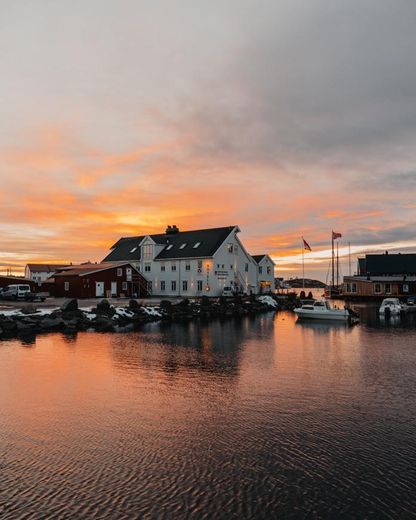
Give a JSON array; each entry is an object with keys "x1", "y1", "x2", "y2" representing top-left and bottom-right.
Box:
[{"x1": 53, "y1": 265, "x2": 148, "y2": 298}]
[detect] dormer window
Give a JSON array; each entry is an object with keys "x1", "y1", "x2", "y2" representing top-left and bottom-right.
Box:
[
  {"x1": 179, "y1": 243, "x2": 187, "y2": 249},
  {"x1": 193, "y1": 242, "x2": 201, "y2": 249},
  {"x1": 166, "y1": 244, "x2": 173, "y2": 251}
]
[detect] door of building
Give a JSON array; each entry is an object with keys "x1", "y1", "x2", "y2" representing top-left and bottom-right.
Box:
[
  {"x1": 111, "y1": 282, "x2": 117, "y2": 297},
  {"x1": 96, "y1": 281, "x2": 105, "y2": 297}
]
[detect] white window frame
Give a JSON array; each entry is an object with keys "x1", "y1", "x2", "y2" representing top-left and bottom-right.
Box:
[
  {"x1": 117, "y1": 268, "x2": 122, "y2": 276},
  {"x1": 182, "y1": 280, "x2": 188, "y2": 291},
  {"x1": 64, "y1": 281, "x2": 69, "y2": 291}
]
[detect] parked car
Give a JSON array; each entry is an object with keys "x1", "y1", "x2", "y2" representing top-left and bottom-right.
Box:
[
  {"x1": 0, "y1": 284, "x2": 32, "y2": 300},
  {"x1": 406, "y1": 295, "x2": 416, "y2": 306},
  {"x1": 23, "y1": 292, "x2": 47, "y2": 302}
]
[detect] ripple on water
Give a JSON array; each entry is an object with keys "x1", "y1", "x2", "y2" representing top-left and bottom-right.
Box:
[{"x1": 1, "y1": 313, "x2": 416, "y2": 518}]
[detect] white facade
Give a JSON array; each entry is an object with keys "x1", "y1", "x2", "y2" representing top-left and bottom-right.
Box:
[
  {"x1": 130, "y1": 228, "x2": 269, "y2": 297},
  {"x1": 255, "y1": 255, "x2": 276, "y2": 293},
  {"x1": 25, "y1": 264, "x2": 68, "y2": 284}
]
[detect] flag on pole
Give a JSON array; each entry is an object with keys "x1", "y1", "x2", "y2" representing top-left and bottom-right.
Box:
[
  {"x1": 332, "y1": 231, "x2": 342, "y2": 240},
  {"x1": 303, "y1": 238, "x2": 312, "y2": 251}
]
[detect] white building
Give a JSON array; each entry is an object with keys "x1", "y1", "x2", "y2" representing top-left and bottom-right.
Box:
[
  {"x1": 25, "y1": 263, "x2": 70, "y2": 284},
  {"x1": 252, "y1": 255, "x2": 276, "y2": 293},
  {"x1": 103, "y1": 225, "x2": 275, "y2": 297}
]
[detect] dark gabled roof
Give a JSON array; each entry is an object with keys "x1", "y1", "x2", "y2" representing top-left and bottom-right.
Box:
[
  {"x1": 358, "y1": 258, "x2": 366, "y2": 275},
  {"x1": 54, "y1": 262, "x2": 136, "y2": 277},
  {"x1": 102, "y1": 226, "x2": 237, "y2": 262},
  {"x1": 154, "y1": 227, "x2": 236, "y2": 260},
  {"x1": 252, "y1": 255, "x2": 266, "y2": 264},
  {"x1": 364, "y1": 254, "x2": 416, "y2": 275},
  {"x1": 102, "y1": 236, "x2": 146, "y2": 262}
]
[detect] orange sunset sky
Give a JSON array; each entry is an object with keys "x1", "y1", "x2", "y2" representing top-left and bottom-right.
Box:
[{"x1": 1, "y1": 1, "x2": 416, "y2": 281}]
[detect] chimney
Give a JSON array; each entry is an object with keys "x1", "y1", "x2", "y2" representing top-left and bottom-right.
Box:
[{"x1": 166, "y1": 225, "x2": 179, "y2": 235}]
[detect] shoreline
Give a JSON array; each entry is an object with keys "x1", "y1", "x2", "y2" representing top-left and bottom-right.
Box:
[{"x1": 0, "y1": 296, "x2": 282, "y2": 340}]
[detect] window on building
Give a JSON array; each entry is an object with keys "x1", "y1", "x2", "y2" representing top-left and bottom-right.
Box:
[
  {"x1": 259, "y1": 266, "x2": 263, "y2": 274},
  {"x1": 122, "y1": 281, "x2": 128, "y2": 291},
  {"x1": 385, "y1": 283, "x2": 391, "y2": 294},
  {"x1": 147, "y1": 281, "x2": 152, "y2": 292},
  {"x1": 197, "y1": 280, "x2": 203, "y2": 292},
  {"x1": 161, "y1": 263, "x2": 166, "y2": 271},
  {"x1": 234, "y1": 245, "x2": 238, "y2": 254},
  {"x1": 166, "y1": 244, "x2": 173, "y2": 251},
  {"x1": 143, "y1": 244, "x2": 153, "y2": 260},
  {"x1": 227, "y1": 244, "x2": 233, "y2": 253},
  {"x1": 117, "y1": 268, "x2": 122, "y2": 276},
  {"x1": 351, "y1": 283, "x2": 357, "y2": 293},
  {"x1": 197, "y1": 260, "x2": 202, "y2": 273},
  {"x1": 64, "y1": 282, "x2": 69, "y2": 291},
  {"x1": 374, "y1": 283, "x2": 381, "y2": 294},
  {"x1": 245, "y1": 263, "x2": 248, "y2": 272},
  {"x1": 267, "y1": 266, "x2": 271, "y2": 275},
  {"x1": 171, "y1": 262, "x2": 176, "y2": 271},
  {"x1": 346, "y1": 283, "x2": 351, "y2": 293},
  {"x1": 144, "y1": 263, "x2": 151, "y2": 272},
  {"x1": 179, "y1": 243, "x2": 187, "y2": 249},
  {"x1": 403, "y1": 284, "x2": 409, "y2": 293},
  {"x1": 185, "y1": 263, "x2": 190, "y2": 271},
  {"x1": 130, "y1": 247, "x2": 137, "y2": 253},
  {"x1": 193, "y1": 242, "x2": 201, "y2": 249},
  {"x1": 182, "y1": 280, "x2": 188, "y2": 291},
  {"x1": 161, "y1": 281, "x2": 166, "y2": 291},
  {"x1": 171, "y1": 280, "x2": 177, "y2": 291}
]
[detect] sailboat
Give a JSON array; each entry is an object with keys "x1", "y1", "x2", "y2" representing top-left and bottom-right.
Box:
[{"x1": 324, "y1": 231, "x2": 342, "y2": 299}]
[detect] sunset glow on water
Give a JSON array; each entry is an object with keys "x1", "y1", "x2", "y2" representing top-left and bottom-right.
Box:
[{"x1": 1, "y1": 312, "x2": 415, "y2": 518}]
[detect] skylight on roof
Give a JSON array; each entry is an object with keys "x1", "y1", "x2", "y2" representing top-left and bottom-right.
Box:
[
  {"x1": 193, "y1": 242, "x2": 201, "y2": 249},
  {"x1": 130, "y1": 247, "x2": 137, "y2": 253},
  {"x1": 179, "y1": 243, "x2": 187, "y2": 249},
  {"x1": 166, "y1": 244, "x2": 173, "y2": 250}
]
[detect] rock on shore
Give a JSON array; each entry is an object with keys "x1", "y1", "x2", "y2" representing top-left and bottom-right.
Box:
[{"x1": 0, "y1": 296, "x2": 282, "y2": 339}]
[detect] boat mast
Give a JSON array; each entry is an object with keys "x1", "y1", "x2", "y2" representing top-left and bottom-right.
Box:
[
  {"x1": 302, "y1": 237, "x2": 305, "y2": 291},
  {"x1": 336, "y1": 241, "x2": 339, "y2": 287},
  {"x1": 348, "y1": 241, "x2": 351, "y2": 276},
  {"x1": 331, "y1": 231, "x2": 335, "y2": 289}
]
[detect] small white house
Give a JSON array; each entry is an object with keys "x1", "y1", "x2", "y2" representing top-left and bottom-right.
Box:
[
  {"x1": 25, "y1": 263, "x2": 70, "y2": 284},
  {"x1": 252, "y1": 255, "x2": 276, "y2": 293},
  {"x1": 103, "y1": 225, "x2": 274, "y2": 297}
]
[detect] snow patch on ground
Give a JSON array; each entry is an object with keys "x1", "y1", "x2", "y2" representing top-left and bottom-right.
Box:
[
  {"x1": 85, "y1": 313, "x2": 97, "y2": 320},
  {"x1": 142, "y1": 306, "x2": 162, "y2": 317},
  {"x1": 258, "y1": 296, "x2": 279, "y2": 308},
  {"x1": 114, "y1": 308, "x2": 135, "y2": 318}
]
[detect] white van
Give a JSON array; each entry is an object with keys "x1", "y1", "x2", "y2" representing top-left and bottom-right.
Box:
[{"x1": 1, "y1": 284, "x2": 31, "y2": 300}]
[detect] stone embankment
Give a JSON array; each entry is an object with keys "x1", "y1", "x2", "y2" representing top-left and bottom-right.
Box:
[{"x1": 0, "y1": 295, "x2": 287, "y2": 339}]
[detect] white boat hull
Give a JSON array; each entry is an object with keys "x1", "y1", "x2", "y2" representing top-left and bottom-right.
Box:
[{"x1": 294, "y1": 309, "x2": 350, "y2": 321}]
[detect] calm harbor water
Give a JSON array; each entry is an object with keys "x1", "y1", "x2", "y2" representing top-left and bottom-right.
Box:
[{"x1": 1, "y1": 307, "x2": 416, "y2": 519}]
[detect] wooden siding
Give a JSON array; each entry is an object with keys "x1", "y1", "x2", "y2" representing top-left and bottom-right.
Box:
[
  {"x1": 53, "y1": 265, "x2": 148, "y2": 298},
  {"x1": 343, "y1": 277, "x2": 416, "y2": 299}
]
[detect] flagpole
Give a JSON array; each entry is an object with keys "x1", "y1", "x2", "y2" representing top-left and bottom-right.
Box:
[{"x1": 302, "y1": 237, "x2": 305, "y2": 290}]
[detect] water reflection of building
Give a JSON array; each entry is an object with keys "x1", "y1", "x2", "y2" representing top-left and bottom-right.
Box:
[{"x1": 109, "y1": 316, "x2": 276, "y2": 381}]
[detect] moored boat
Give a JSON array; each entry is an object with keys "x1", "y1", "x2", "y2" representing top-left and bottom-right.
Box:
[
  {"x1": 379, "y1": 298, "x2": 406, "y2": 315},
  {"x1": 294, "y1": 299, "x2": 358, "y2": 323}
]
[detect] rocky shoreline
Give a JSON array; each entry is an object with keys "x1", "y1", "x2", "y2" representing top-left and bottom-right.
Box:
[{"x1": 0, "y1": 295, "x2": 288, "y2": 339}]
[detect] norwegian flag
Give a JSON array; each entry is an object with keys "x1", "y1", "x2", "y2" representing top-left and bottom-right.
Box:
[
  {"x1": 303, "y1": 238, "x2": 312, "y2": 251},
  {"x1": 332, "y1": 231, "x2": 342, "y2": 240}
]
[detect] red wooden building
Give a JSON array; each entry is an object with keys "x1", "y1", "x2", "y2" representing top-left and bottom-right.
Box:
[{"x1": 52, "y1": 262, "x2": 148, "y2": 298}]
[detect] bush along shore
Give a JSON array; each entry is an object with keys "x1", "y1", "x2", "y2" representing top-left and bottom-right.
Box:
[{"x1": 0, "y1": 295, "x2": 285, "y2": 339}]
